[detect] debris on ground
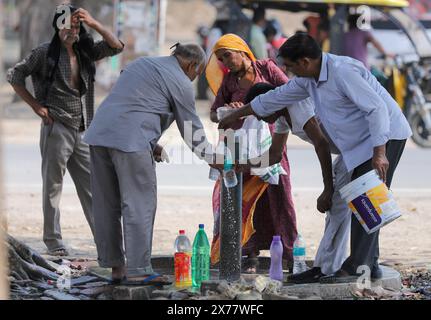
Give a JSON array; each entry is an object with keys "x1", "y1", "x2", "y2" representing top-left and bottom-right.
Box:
[
  {"x1": 7, "y1": 237, "x2": 430, "y2": 301},
  {"x1": 398, "y1": 266, "x2": 431, "y2": 300}
]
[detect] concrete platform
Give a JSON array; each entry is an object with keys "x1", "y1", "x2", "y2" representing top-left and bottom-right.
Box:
[
  {"x1": 89, "y1": 256, "x2": 403, "y2": 300},
  {"x1": 109, "y1": 256, "x2": 402, "y2": 288},
  {"x1": 281, "y1": 266, "x2": 402, "y2": 300}
]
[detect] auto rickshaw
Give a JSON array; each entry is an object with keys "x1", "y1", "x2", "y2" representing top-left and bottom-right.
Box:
[{"x1": 217, "y1": 0, "x2": 431, "y2": 147}]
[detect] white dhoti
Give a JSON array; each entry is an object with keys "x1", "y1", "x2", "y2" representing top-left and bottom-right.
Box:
[{"x1": 313, "y1": 155, "x2": 352, "y2": 275}]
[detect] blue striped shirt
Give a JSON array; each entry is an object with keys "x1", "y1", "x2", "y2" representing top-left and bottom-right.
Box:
[{"x1": 251, "y1": 53, "x2": 412, "y2": 171}]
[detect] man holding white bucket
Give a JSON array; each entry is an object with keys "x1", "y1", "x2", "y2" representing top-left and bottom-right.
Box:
[{"x1": 218, "y1": 33, "x2": 412, "y2": 283}]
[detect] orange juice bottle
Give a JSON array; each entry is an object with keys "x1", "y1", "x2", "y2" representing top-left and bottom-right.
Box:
[{"x1": 174, "y1": 230, "x2": 192, "y2": 288}]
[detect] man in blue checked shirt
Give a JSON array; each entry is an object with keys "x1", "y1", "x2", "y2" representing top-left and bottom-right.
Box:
[{"x1": 219, "y1": 33, "x2": 412, "y2": 284}]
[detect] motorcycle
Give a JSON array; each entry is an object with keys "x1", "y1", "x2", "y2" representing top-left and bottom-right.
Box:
[
  {"x1": 382, "y1": 54, "x2": 431, "y2": 148},
  {"x1": 232, "y1": 0, "x2": 431, "y2": 147}
]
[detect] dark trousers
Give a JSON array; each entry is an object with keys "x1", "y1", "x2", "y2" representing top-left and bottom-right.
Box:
[{"x1": 341, "y1": 139, "x2": 407, "y2": 275}]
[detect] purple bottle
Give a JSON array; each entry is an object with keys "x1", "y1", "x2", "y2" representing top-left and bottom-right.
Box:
[{"x1": 269, "y1": 236, "x2": 284, "y2": 282}]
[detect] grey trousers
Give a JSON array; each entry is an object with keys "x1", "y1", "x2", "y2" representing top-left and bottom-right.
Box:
[
  {"x1": 90, "y1": 146, "x2": 157, "y2": 277},
  {"x1": 313, "y1": 156, "x2": 352, "y2": 275},
  {"x1": 40, "y1": 121, "x2": 94, "y2": 251},
  {"x1": 341, "y1": 139, "x2": 407, "y2": 275}
]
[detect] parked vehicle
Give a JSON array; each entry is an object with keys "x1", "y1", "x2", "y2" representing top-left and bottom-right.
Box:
[{"x1": 221, "y1": 0, "x2": 431, "y2": 147}]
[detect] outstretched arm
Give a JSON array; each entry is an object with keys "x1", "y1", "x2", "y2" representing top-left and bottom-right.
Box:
[
  {"x1": 218, "y1": 104, "x2": 256, "y2": 130},
  {"x1": 219, "y1": 78, "x2": 309, "y2": 130}
]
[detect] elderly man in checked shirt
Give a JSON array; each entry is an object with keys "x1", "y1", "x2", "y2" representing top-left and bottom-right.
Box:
[
  {"x1": 219, "y1": 33, "x2": 412, "y2": 284},
  {"x1": 7, "y1": 5, "x2": 123, "y2": 256}
]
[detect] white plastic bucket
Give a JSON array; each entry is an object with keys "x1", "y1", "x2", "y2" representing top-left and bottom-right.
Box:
[{"x1": 340, "y1": 170, "x2": 402, "y2": 234}]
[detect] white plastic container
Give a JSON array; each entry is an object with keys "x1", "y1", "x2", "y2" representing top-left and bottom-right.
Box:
[
  {"x1": 209, "y1": 168, "x2": 220, "y2": 181},
  {"x1": 340, "y1": 170, "x2": 402, "y2": 234}
]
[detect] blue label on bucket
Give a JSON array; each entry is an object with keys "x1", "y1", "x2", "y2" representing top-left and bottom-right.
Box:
[{"x1": 351, "y1": 194, "x2": 382, "y2": 229}]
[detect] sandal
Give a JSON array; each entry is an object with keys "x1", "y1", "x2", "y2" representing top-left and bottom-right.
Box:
[
  {"x1": 319, "y1": 269, "x2": 359, "y2": 284},
  {"x1": 287, "y1": 267, "x2": 324, "y2": 284},
  {"x1": 242, "y1": 257, "x2": 259, "y2": 274},
  {"x1": 47, "y1": 248, "x2": 70, "y2": 257}
]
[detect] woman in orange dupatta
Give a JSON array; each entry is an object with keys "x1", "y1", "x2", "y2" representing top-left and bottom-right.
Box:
[{"x1": 206, "y1": 34, "x2": 297, "y2": 273}]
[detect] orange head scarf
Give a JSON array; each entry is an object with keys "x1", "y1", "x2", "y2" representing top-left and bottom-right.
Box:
[{"x1": 206, "y1": 33, "x2": 256, "y2": 96}]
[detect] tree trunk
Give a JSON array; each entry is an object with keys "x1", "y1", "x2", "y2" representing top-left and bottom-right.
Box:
[
  {"x1": 0, "y1": 0, "x2": 9, "y2": 299},
  {"x1": 18, "y1": 0, "x2": 63, "y2": 59}
]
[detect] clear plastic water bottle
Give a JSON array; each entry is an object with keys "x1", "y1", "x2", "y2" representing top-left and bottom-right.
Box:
[
  {"x1": 223, "y1": 144, "x2": 238, "y2": 188},
  {"x1": 217, "y1": 106, "x2": 235, "y2": 122},
  {"x1": 293, "y1": 234, "x2": 308, "y2": 275},
  {"x1": 174, "y1": 230, "x2": 192, "y2": 288},
  {"x1": 192, "y1": 224, "x2": 210, "y2": 289},
  {"x1": 269, "y1": 236, "x2": 284, "y2": 282},
  {"x1": 223, "y1": 167, "x2": 238, "y2": 188},
  {"x1": 209, "y1": 168, "x2": 220, "y2": 181}
]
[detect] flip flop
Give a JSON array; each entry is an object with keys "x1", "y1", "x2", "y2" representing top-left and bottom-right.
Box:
[
  {"x1": 121, "y1": 274, "x2": 172, "y2": 286},
  {"x1": 287, "y1": 268, "x2": 324, "y2": 284}
]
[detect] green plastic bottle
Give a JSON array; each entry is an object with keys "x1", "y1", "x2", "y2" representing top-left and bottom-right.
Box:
[{"x1": 192, "y1": 224, "x2": 210, "y2": 289}]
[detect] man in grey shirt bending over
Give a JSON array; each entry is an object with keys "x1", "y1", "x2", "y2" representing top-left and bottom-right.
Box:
[{"x1": 84, "y1": 44, "x2": 220, "y2": 283}]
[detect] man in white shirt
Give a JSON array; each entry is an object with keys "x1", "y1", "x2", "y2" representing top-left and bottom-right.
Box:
[{"x1": 239, "y1": 83, "x2": 351, "y2": 283}]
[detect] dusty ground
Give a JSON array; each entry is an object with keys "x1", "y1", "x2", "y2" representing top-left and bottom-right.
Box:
[
  {"x1": 3, "y1": 185, "x2": 431, "y2": 269},
  {"x1": 1, "y1": 82, "x2": 430, "y2": 270},
  {"x1": 1, "y1": 0, "x2": 430, "y2": 274}
]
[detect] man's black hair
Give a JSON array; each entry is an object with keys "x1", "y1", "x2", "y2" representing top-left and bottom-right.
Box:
[
  {"x1": 318, "y1": 18, "x2": 330, "y2": 32},
  {"x1": 212, "y1": 19, "x2": 230, "y2": 35},
  {"x1": 263, "y1": 23, "x2": 277, "y2": 39},
  {"x1": 245, "y1": 83, "x2": 276, "y2": 104},
  {"x1": 348, "y1": 14, "x2": 361, "y2": 31},
  {"x1": 252, "y1": 6, "x2": 266, "y2": 24},
  {"x1": 278, "y1": 32, "x2": 322, "y2": 62},
  {"x1": 45, "y1": 4, "x2": 96, "y2": 98},
  {"x1": 303, "y1": 19, "x2": 311, "y2": 32}
]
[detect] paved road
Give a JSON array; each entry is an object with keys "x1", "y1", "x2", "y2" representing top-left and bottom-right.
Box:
[{"x1": 3, "y1": 143, "x2": 431, "y2": 196}]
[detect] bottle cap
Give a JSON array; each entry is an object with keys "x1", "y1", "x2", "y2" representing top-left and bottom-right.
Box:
[
  {"x1": 179, "y1": 230, "x2": 185, "y2": 235},
  {"x1": 273, "y1": 235, "x2": 281, "y2": 241},
  {"x1": 199, "y1": 224, "x2": 205, "y2": 229}
]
